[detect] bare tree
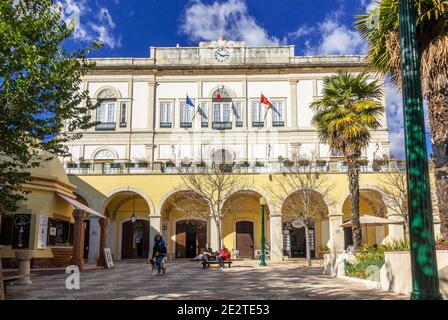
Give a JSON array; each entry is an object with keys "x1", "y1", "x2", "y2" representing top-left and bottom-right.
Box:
[
  {"x1": 172, "y1": 163, "x2": 254, "y2": 249},
  {"x1": 377, "y1": 169, "x2": 409, "y2": 238},
  {"x1": 269, "y1": 160, "x2": 333, "y2": 266}
]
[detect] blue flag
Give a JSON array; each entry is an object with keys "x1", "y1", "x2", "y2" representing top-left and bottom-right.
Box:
[{"x1": 186, "y1": 95, "x2": 195, "y2": 108}]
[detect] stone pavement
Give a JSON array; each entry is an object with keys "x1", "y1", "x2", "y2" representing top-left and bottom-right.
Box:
[{"x1": 6, "y1": 260, "x2": 407, "y2": 300}]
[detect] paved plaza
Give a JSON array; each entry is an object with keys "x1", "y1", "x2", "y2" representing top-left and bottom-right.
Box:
[{"x1": 6, "y1": 260, "x2": 407, "y2": 300}]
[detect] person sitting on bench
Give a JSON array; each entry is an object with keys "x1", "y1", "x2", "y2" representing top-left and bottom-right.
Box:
[
  {"x1": 217, "y1": 246, "x2": 230, "y2": 269},
  {"x1": 202, "y1": 246, "x2": 216, "y2": 269}
]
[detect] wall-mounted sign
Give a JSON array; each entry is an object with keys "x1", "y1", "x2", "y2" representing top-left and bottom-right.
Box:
[
  {"x1": 104, "y1": 248, "x2": 114, "y2": 269},
  {"x1": 162, "y1": 222, "x2": 168, "y2": 240},
  {"x1": 50, "y1": 227, "x2": 57, "y2": 236},
  {"x1": 37, "y1": 215, "x2": 48, "y2": 249}
]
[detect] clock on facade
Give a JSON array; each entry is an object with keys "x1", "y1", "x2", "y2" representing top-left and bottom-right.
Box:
[{"x1": 214, "y1": 48, "x2": 230, "y2": 62}]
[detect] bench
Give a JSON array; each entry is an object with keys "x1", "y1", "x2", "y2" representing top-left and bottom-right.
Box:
[{"x1": 203, "y1": 260, "x2": 232, "y2": 268}]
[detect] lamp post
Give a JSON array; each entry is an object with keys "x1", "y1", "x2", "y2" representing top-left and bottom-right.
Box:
[
  {"x1": 259, "y1": 197, "x2": 267, "y2": 267},
  {"x1": 398, "y1": 0, "x2": 441, "y2": 300}
]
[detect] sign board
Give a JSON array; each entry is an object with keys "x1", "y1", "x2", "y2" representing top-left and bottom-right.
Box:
[
  {"x1": 50, "y1": 227, "x2": 57, "y2": 236},
  {"x1": 104, "y1": 248, "x2": 114, "y2": 269},
  {"x1": 162, "y1": 222, "x2": 168, "y2": 240},
  {"x1": 37, "y1": 215, "x2": 48, "y2": 249}
]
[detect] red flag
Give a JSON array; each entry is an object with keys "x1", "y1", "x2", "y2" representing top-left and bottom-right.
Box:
[
  {"x1": 216, "y1": 92, "x2": 222, "y2": 100},
  {"x1": 260, "y1": 94, "x2": 272, "y2": 107}
]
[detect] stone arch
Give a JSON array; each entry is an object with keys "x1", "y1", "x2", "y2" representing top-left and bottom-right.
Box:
[
  {"x1": 209, "y1": 85, "x2": 236, "y2": 99},
  {"x1": 338, "y1": 185, "x2": 389, "y2": 217},
  {"x1": 94, "y1": 86, "x2": 122, "y2": 100},
  {"x1": 92, "y1": 147, "x2": 119, "y2": 160},
  {"x1": 73, "y1": 190, "x2": 96, "y2": 211},
  {"x1": 101, "y1": 187, "x2": 155, "y2": 217}
]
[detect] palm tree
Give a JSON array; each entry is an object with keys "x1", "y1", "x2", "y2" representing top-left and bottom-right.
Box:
[
  {"x1": 356, "y1": 0, "x2": 448, "y2": 238},
  {"x1": 310, "y1": 71, "x2": 384, "y2": 250}
]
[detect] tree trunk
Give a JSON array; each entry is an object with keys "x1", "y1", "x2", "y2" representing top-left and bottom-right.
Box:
[
  {"x1": 216, "y1": 219, "x2": 222, "y2": 250},
  {"x1": 348, "y1": 155, "x2": 362, "y2": 250},
  {"x1": 427, "y1": 94, "x2": 448, "y2": 238},
  {"x1": 304, "y1": 225, "x2": 311, "y2": 266},
  {"x1": 0, "y1": 246, "x2": 4, "y2": 300}
]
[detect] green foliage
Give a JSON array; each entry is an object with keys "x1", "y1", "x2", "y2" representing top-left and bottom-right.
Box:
[
  {"x1": 310, "y1": 71, "x2": 384, "y2": 157},
  {"x1": 346, "y1": 244, "x2": 385, "y2": 279},
  {"x1": 0, "y1": 0, "x2": 101, "y2": 215},
  {"x1": 319, "y1": 245, "x2": 330, "y2": 252},
  {"x1": 383, "y1": 239, "x2": 411, "y2": 251}
]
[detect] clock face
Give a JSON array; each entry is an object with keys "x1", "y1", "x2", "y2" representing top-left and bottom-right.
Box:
[{"x1": 214, "y1": 48, "x2": 230, "y2": 62}]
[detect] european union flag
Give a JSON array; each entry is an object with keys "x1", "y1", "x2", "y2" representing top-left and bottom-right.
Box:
[{"x1": 186, "y1": 95, "x2": 195, "y2": 108}]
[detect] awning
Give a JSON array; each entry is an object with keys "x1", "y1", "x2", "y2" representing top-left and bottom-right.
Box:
[
  {"x1": 57, "y1": 193, "x2": 106, "y2": 219},
  {"x1": 340, "y1": 215, "x2": 404, "y2": 227}
]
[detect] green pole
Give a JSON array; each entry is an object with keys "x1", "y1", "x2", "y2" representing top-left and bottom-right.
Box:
[
  {"x1": 260, "y1": 204, "x2": 267, "y2": 267},
  {"x1": 398, "y1": 0, "x2": 441, "y2": 300}
]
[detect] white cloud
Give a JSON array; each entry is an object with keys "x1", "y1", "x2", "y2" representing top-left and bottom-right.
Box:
[
  {"x1": 180, "y1": 0, "x2": 280, "y2": 46},
  {"x1": 304, "y1": 12, "x2": 366, "y2": 55},
  {"x1": 57, "y1": 0, "x2": 121, "y2": 49}
]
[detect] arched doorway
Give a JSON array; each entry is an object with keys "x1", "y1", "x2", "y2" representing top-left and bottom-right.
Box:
[
  {"x1": 342, "y1": 189, "x2": 388, "y2": 248},
  {"x1": 161, "y1": 190, "x2": 209, "y2": 260},
  {"x1": 175, "y1": 219, "x2": 207, "y2": 259},
  {"x1": 102, "y1": 191, "x2": 151, "y2": 259},
  {"x1": 281, "y1": 190, "x2": 329, "y2": 259},
  {"x1": 235, "y1": 221, "x2": 254, "y2": 258},
  {"x1": 122, "y1": 219, "x2": 150, "y2": 259}
]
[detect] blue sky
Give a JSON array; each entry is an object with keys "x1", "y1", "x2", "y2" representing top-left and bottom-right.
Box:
[{"x1": 58, "y1": 0, "x2": 433, "y2": 159}]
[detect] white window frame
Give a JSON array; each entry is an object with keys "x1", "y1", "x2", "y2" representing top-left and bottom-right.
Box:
[
  {"x1": 97, "y1": 101, "x2": 116, "y2": 123},
  {"x1": 180, "y1": 101, "x2": 194, "y2": 126},
  {"x1": 213, "y1": 102, "x2": 232, "y2": 123},
  {"x1": 160, "y1": 102, "x2": 173, "y2": 128},
  {"x1": 200, "y1": 102, "x2": 209, "y2": 127},
  {"x1": 252, "y1": 101, "x2": 265, "y2": 127},
  {"x1": 272, "y1": 100, "x2": 285, "y2": 126}
]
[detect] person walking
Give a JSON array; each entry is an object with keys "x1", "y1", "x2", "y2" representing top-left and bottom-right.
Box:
[{"x1": 152, "y1": 234, "x2": 167, "y2": 275}]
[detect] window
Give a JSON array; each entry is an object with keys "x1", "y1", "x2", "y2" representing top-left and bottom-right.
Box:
[
  {"x1": 47, "y1": 218, "x2": 74, "y2": 246},
  {"x1": 233, "y1": 102, "x2": 243, "y2": 127},
  {"x1": 96, "y1": 101, "x2": 116, "y2": 131},
  {"x1": 212, "y1": 103, "x2": 232, "y2": 129},
  {"x1": 200, "y1": 102, "x2": 209, "y2": 128},
  {"x1": 160, "y1": 102, "x2": 172, "y2": 128},
  {"x1": 272, "y1": 101, "x2": 285, "y2": 127},
  {"x1": 180, "y1": 102, "x2": 194, "y2": 128},
  {"x1": 252, "y1": 102, "x2": 264, "y2": 127},
  {"x1": 0, "y1": 215, "x2": 13, "y2": 245},
  {"x1": 120, "y1": 102, "x2": 127, "y2": 128},
  {"x1": 94, "y1": 149, "x2": 115, "y2": 160}
]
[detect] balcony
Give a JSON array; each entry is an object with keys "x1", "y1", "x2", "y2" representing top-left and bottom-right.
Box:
[
  {"x1": 273, "y1": 121, "x2": 285, "y2": 127},
  {"x1": 65, "y1": 160, "x2": 407, "y2": 176},
  {"x1": 252, "y1": 122, "x2": 264, "y2": 128},
  {"x1": 201, "y1": 122, "x2": 208, "y2": 128},
  {"x1": 236, "y1": 122, "x2": 243, "y2": 128},
  {"x1": 95, "y1": 122, "x2": 116, "y2": 131},
  {"x1": 212, "y1": 122, "x2": 232, "y2": 130},
  {"x1": 160, "y1": 123, "x2": 172, "y2": 128},
  {"x1": 180, "y1": 122, "x2": 193, "y2": 129},
  {"x1": 119, "y1": 122, "x2": 127, "y2": 128}
]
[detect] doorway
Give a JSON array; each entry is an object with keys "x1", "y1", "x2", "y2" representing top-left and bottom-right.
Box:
[
  {"x1": 283, "y1": 222, "x2": 316, "y2": 258},
  {"x1": 83, "y1": 220, "x2": 90, "y2": 260},
  {"x1": 236, "y1": 221, "x2": 254, "y2": 258},
  {"x1": 175, "y1": 220, "x2": 207, "y2": 259},
  {"x1": 121, "y1": 220, "x2": 149, "y2": 259}
]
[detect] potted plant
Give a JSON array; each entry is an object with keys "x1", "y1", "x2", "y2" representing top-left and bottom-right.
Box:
[
  {"x1": 283, "y1": 159, "x2": 294, "y2": 167},
  {"x1": 125, "y1": 162, "x2": 135, "y2": 168},
  {"x1": 240, "y1": 161, "x2": 250, "y2": 168},
  {"x1": 196, "y1": 161, "x2": 206, "y2": 168},
  {"x1": 316, "y1": 160, "x2": 327, "y2": 167},
  {"x1": 80, "y1": 162, "x2": 91, "y2": 169},
  {"x1": 358, "y1": 159, "x2": 368, "y2": 166},
  {"x1": 67, "y1": 162, "x2": 78, "y2": 169},
  {"x1": 165, "y1": 160, "x2": 175, "y2": 168},
  {"x1": 298, "y1": 159, "x2": 310, "y2": 167},
  {"x1": 137, "y1": 161, "x2": 149, "y2": 168},
  {"x1": 255, "y1": 161, "x2": 264, "y2": 167},
  {"x1": 110, "y1": 163, "x2": 121, "y2": 169}
]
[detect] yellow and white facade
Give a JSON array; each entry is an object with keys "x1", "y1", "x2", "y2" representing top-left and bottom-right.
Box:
[{"x1": 60, "y1": 37, "x2": 434, "y2": 263}]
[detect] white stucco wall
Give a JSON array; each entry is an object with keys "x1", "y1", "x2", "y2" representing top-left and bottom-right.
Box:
[
  {"x1": 130, "y1": 145, "x2": 146, "y2": 160},
  {"x1": 297, "y1": 80, "x2": 314, "y2": 128},
  {"x1": 202, "y1": 82, "x2": 243, "y2": 98},
  {"x1": 132, "y1": 82, "x2": 149, "y2": 129},
  {"x1": 157, "y1": 82, "x2": 198, "y2": 99}
]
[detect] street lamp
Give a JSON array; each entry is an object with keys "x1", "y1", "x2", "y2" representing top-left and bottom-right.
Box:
[
  {"x1": 259, "y1": 197, "x2": 267, "y2": 267},
  {"x1": 398, "y1": 0, "x2": 441, "y2": 300}
]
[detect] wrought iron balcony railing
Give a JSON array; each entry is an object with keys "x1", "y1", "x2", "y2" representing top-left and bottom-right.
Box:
[
  {"x1": 95, "y1": 122, "x2": 116, "y2": 131},
  {"x1": 212, "y1": 122, "x2": 232, "y2": 130}
]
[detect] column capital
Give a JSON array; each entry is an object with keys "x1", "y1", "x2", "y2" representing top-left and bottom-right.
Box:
[
  {"x1": 73, "y1": 209, "x2": 85, "y2": 219},
  {"x1": 99, "y1": 217, "x2": 110, "y2": 227}
]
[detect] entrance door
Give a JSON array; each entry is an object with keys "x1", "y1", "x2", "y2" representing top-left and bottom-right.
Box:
[
  {"x1": 176, "y1": 220, "x2": 207, "y2": 259},
  {"x1": 121, "y1": 220, "x2": 149, "y2": 259},
  {"x1": 236, "y1": 221, "x2": 254, "y2": 258}
]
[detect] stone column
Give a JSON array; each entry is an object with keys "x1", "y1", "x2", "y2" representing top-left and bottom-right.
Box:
[
  {"x1": 289, "y1": 79, "x2": 298, "y2": 129},
  {"x1": 386, "y1": 214, "x2": 406, "y2": 242},
  {"x1": 71, "y1": 209, "x2": 85, "y2": 271},
  {"x1": 14, "y1": 250, "x2": 34, "y2": 285},
  {"x1": 88, "y1": 217, "x2": 100, "y2": 264},
  {"x1": 147, "y1": 80, "x2": 156, "y2": 130},
  {"x1": 269, "y1": 214, "x2": 283, "y2": 261},
  {"x1": 97, "y1": 218, "x2": 109, "y2": 267},
  {"x1": 328, "y1": 214, "x2": 344, "y2": 253},
  {"x1": 149, "y1": 215, "x2": 162, "y2": 258}
]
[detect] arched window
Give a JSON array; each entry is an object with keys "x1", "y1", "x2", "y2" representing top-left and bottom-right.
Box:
[
  {"x1": 211, "y1": 87, "x2": 233, "y2": 129},
  {"x1": 212, "y1": 87, "x2": 232, "y2": 100},
  {"x1": 94, "y1": 149, "x2": 116, "y2": 160},
  {"x1": 96, "y1": 89, "x2": 117, "y2": 130}
]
